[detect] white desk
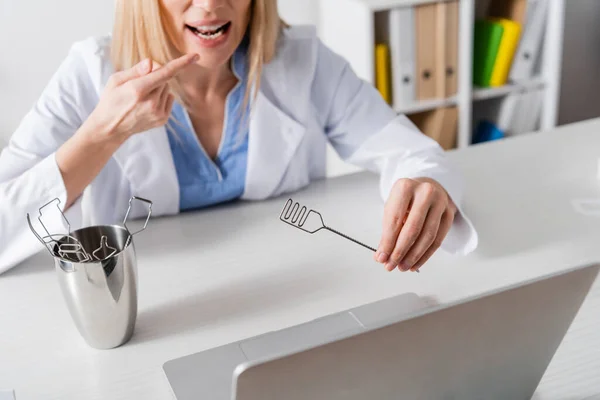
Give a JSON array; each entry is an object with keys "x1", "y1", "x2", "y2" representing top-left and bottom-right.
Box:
[{"x1": 2, "y1": 118, "x2": 600, "y2": 400}]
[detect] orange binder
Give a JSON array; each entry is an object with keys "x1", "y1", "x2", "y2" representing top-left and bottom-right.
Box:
[
  {"x1": 434, "y1": 1, "x2": 447, "y2": 99},
  {"x1": 487, "y1": 0, "x2": 528, "y2": 24},
  {"x1": 445, "y1": 0, "x2": 460, "y2": 97},
  {"x1": 439, "y1": 106, "x2": 459, "y2": 150},
  {"x1": 415, "y1": 3, "x2": 439, "y2": 100},
  {"x1": 408, "y1": 107, "x2": 458, "y2": 150}
]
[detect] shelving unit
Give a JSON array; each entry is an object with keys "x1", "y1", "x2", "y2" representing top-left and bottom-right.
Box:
[
  {"x1": 318, "y1": 0, "x2": 564, "y2": 151},
  {"x1": 472, "y1": 77, "x2": 546, "y2": 101},
  {"x1": 398, "y1": 96, "x2": 458, "y2": 114}
]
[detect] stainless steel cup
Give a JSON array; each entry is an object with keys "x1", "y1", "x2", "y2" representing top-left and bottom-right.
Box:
[{"x1": 27, "y1": 196, "x2": 152, "y2": 349}]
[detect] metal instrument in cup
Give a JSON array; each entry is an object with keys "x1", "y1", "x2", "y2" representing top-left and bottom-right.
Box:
[{"x1": 27, "y1": 196, "x2": 152, "y2": 349}]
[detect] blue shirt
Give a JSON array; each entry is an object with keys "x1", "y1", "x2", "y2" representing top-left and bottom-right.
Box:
[{"x1": 166, "y1": 43, "x2": 249, "y2": 212}]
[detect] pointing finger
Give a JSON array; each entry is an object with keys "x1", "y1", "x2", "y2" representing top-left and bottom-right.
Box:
[
  {"x1": 385, "y1": 190, "x2": 432, "y2": 271},
  {"x1": 411, "y1": 209, "x2": 454, "y2": 272},
  {"x1": 376, "y1": 180, "x2": 414, "y2": 267},
  {"x1": 151, "y1": 60, "x2": 163, "y2": 72},
  {"x1": 399, "y1": 202, "x2": 445, "y2": 271},
  {"x1": 110, "y1": 58, "x2": 152, "y2": 86},
  {"x1": 135, "y1": 53, "x2": 198, "y2": 93}
]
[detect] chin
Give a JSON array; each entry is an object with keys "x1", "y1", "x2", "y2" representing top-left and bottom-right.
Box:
[{"x1": 190, "y1": 53, "x2": 232, "y2": 70}]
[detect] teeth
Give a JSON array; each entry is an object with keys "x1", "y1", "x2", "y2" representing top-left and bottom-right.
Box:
[
  {"x1": 195, "y1": 29, "x2": 225, "y2": 40},
  {"x1": 188, "y1": 22, "x2": 228, "y2": 40}
]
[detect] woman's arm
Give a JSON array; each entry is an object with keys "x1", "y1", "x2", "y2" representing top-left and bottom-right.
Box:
[
  {"x1": 0, "y1": 41, "x2": 196, "y2": 274},
  {"x1": 312, "y1": 39, "x2": 478, "y2": 271},
  {"x1": 55, "y1": 54, "x2": 196, "y2": 208},
  {"x1": 0, "y1": 42, "x2": 95, "y2": 273}
]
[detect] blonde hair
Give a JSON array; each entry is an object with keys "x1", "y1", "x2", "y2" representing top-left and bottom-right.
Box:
[{"x1": 110, "y1": 0, "x2": 286, "y2": 110}]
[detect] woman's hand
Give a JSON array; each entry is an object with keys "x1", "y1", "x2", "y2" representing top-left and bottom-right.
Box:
[
  {"x1": 374, "y1": 178, "x2": 457, "y2": 272},
  {"x1": 85, "y1": 53, "x2": 198, "y2": 145},
  {"x1": 55, "y1": 53, "x2": 197, "y2": 209}
]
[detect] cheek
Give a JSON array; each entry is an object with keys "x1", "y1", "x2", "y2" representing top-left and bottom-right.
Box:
[
  {"x1": 159, "y1": 1, "x2": 189, "y2": 50},
  {"x1": 233, "y1": 0, "x2": 252, "y2": 26},
  {"x1": 159, "y1": 0, "x2": 187, "y2": 29},
  {"x1": 160, "y1": 0, "x2": 188, "y2": 12}
]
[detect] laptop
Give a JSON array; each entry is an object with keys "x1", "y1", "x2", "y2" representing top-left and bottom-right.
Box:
[{"x1": 163, "y1": 263, "x2": 599, "y2": 400}]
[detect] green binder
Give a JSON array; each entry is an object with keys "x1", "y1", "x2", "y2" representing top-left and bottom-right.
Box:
[{"x1": 473, "y1": 19, "x2": 505, "y2": 87}]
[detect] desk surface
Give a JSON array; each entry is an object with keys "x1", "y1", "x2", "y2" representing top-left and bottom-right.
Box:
[{"x1": 2, "y1": 119, "x2": 600, "y2": 400}]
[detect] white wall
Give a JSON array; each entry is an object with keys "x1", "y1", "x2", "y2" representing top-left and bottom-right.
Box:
[
  {"x1": 277, "y1": 0, "x2": 356, "y2": 177},
  {"x1": 0, "y1": 0, "x2": 352, "y2": 175},
  {"x1": 0, "y1": 0, "x2": 319, "y2": 146},
  {"x1": 0, "y1": 0, "x2": 114, "y2": 143},
  {"x1": 278, "y1": 0, "x2": 319, "y2": 26}
]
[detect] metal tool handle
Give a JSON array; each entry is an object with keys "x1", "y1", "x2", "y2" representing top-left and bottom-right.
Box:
[
  {"x1": 92, "y1": 235, "x2": 118, "y2": 261},
  {"x1": 123, "y1": 196, "x2": 153, "y2": 236},
  {"x1": 43, "y1": 234, "x2": 91, "y2": 262},
  {"x1": 26, "y1": 214, "x2": 57, "y2": 258},
  {"x1": 26, "y1": 198, "x2": 91, "y2": 261},
  {"x1": 27, "y1": 214, "x2": 91, "y2": 262},
  {"x1": 37, "y1": 198, "x2": 72, "y2": 236},
  {"x1": 279, "y1": 198, "x2": 420, "y2": 273},
  {"x1": 122, "y1": 196, "x2": 153, "y2": 250},
  {"x1": 323, "y1": 226, "x2": 377, "y2": 252}
]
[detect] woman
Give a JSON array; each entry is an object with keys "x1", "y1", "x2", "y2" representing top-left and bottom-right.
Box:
[{"x1": 0, "y1": 0, "x2": 477, "y2": 274}]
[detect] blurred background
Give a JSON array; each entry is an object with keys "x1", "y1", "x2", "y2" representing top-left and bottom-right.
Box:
[
  {"x1": 0, "y1": 0, "x2": 319, "y2": 147},
  {"x1": 0, "y1": 0, "x2": 598, "y2": 175}
]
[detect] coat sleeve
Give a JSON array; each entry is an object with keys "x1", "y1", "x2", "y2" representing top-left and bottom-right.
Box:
[
  {"x1": 0, "y1": 41, "x2": 105, "y2": 274},
  {"x1": 311, "y1": 39, "x2": 478, "y2": 256}
]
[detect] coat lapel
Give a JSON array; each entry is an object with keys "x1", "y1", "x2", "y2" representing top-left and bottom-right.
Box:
[
  {"x1": 242, "y1": 90, "x2": 306, "y2": 200},
  {"x1": 113, "y1": 89, "x2": 306, "y2": 211},
  {"x1": 112, "y1": 126, "x2": 180, "y2": 218}
]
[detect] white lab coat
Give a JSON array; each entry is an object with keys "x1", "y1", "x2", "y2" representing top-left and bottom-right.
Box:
[{"x1": 0, "y1": 26, "x2": 478, "y2": 274}]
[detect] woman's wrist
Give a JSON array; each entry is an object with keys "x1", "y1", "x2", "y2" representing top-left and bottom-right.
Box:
[
  {"x1": 77, "y1": 115, "x2": 126, "y2": 151},
  {"x1": 56, "y1": 116, "x2": 125, "y2": 209}
]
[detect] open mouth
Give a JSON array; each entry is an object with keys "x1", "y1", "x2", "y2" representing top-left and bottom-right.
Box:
[{"x1": 186, "y1": 22, "x2": 231, "y2": 40}]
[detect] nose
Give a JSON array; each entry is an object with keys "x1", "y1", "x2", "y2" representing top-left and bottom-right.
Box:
[{"x1": 191, "y1": 0, "x2": 224, "y2": 11}]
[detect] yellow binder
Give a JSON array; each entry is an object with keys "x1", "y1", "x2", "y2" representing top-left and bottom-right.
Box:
[
  {"x1": 489, "y1": 18, "x2": 522, "y2": 87},
  {"x1": 375, "y1": 43, "x2": 392, "y2": 104}
]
